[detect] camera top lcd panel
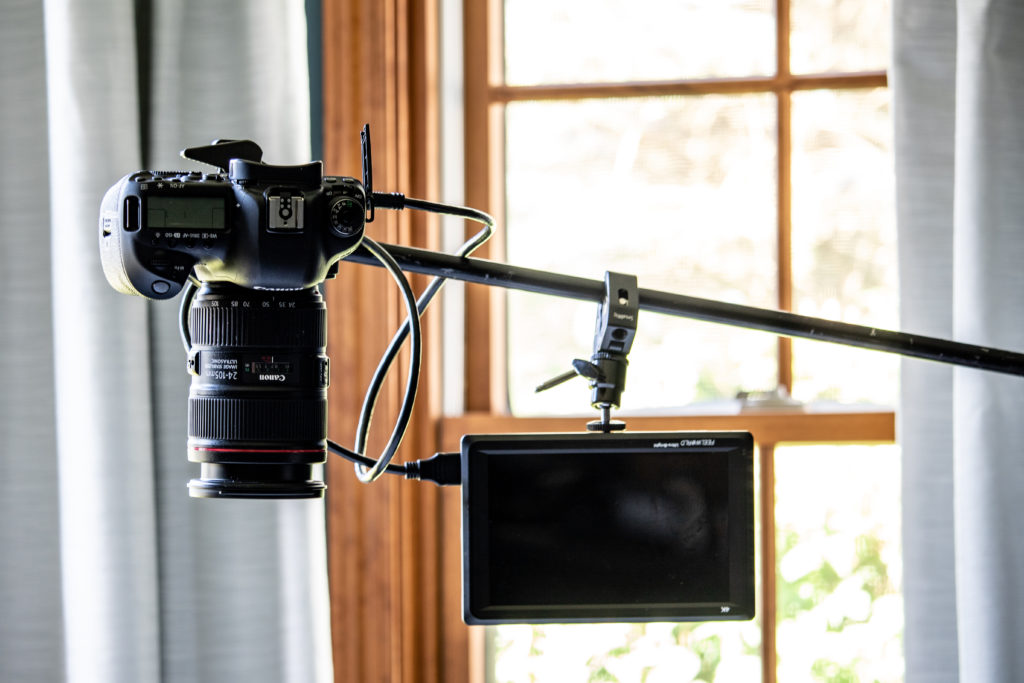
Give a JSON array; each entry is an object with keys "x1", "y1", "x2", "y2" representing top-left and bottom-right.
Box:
[
  {"x1": 462, "y1": 431, "x2": 755, "y2": 625},
  {"x1": 99, "y1": 159, "x2": 366, "y2": 300}
]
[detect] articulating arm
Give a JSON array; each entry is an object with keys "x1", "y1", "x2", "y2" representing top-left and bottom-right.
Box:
[{"x1": 343, "y1": 242, "x2": 1024, "y2": 379}]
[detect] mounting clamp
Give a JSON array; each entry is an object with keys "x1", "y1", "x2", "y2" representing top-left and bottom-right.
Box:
[{"x1": 535, "y1": 271, "x2": 639, "y2": 432}]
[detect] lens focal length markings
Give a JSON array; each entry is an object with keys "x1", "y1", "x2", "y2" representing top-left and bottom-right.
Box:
[{"x1": 195, "y1": 352, "x2": 326, "y2": 387}]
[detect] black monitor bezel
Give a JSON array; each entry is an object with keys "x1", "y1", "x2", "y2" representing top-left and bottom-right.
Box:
[{"x1": 461, "y1": 431, "x2": 755, "y2": 625}]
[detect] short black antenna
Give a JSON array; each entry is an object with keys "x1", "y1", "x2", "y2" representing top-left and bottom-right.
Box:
[{"x1": 361, "y1": 124, "x2": 375, "y2": 223}]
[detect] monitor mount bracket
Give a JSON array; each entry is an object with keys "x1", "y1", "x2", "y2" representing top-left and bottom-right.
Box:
[{"x1": 535, "y1": 272, "x2": 639, "y2": 432}]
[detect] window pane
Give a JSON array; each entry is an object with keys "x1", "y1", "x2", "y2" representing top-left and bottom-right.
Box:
[
  {"x1": 774, "y1": 445, "x2": 903, "y2": 682},
  {"x1": 789, "y1": 88, "x2": 897, "y2": 405},
  {"x1": 504, "y1": 96, "x2": 778, "y2": 415},
  {"x1": 790, "y1": 0, "x2": 891, "y2": 74},
  {"x1": 504, "y1": 0, "x2": 776, "y2": 86},
  {"x1": 491, "y1": 621, "x2": 763, "y2": 682}
]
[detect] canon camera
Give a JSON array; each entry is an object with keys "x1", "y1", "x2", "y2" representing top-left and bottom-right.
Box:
[{"x1": 98, "y1": 139, "x2": 368, "y2": 499}]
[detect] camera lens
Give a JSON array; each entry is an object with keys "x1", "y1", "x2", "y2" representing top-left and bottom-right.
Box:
[{"x1": 186, "y1": 282, "x2": 329, "y2": 499}]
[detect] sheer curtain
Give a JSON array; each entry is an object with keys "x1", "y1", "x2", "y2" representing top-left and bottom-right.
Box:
[
  {"x1": 895, "y1": 0, "x2": 1024, "y2": 680},
  {"x1": 0, "y1": 1, "x2": 331, "y2": 681}
]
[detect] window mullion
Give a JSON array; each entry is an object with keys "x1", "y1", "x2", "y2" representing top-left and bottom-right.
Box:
[
  {"x1": 760, "y1": 443, "x2": 779, "y2": 683},
  {"x1": 464, "y1": 0, "x2": 503, "y2": 412},
  {"x1": 769, "y1": 4, "x2": 789, "y2": 679},
  {"x1": 777, "y1": 0, "x2": 793, "y2": 394},
  {"x1": 778, "y1": 88, "x2": 793, "y2": 393}
]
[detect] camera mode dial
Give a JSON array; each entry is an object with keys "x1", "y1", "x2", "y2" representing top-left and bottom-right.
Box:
[{"x1": 329, "y1": 195, "x2": 364, "y2": 237}]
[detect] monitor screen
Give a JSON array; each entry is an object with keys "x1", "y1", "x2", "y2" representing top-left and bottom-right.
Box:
[{"x1": 462, "y1": 431, "x2": 754, "y2": 624}]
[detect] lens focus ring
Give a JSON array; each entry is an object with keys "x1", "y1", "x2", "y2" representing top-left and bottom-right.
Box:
[{"x1": 189, "y1": 396, "x2": 326, "y2": 442}]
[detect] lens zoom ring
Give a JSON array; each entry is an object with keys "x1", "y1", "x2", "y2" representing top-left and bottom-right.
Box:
[
  {"x1": 189, "y1": 396, "x2": 326, "y2": 442},
  {"x1": 190, "y1": 306, "x2": 326, "y2": 347}
]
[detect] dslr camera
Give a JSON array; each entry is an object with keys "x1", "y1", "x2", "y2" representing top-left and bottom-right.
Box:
[{"x1": 99, "y1": 139, "x2": 368, "y2": 499}]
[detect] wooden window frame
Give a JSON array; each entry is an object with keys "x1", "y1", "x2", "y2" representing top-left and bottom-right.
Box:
[
  {"x1": 321, "y1": 2, "x2": 896, "y2": 683},
  {"x1": 463, "y1": 0, "x2": 888, "y2": 408}
]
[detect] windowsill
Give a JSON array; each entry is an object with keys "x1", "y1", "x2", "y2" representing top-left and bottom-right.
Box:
[
  {"x1": 438, "y1": 407, "x2": 895, "y2": 451},
  {"x1": 468, "y1": 398, "x2": 895, "y2": 420}
]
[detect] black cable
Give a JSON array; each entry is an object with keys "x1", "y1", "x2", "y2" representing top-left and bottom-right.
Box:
[
  {"x1": 353, "y1": 195, "x2": 494, "y2": 462},
  {"x1": 327, "y1": 439, "x2": 407, "y2": 474},
  {"x1": 328, "y1": 440, "x2": 461, "y2": 486},
  {"x1": 178, "y1": 277, "x2": 199, "y2": 354},
  {"x1": 352, "y1": 236, "x2": 423, "y2": 482},
  {"x1": 373, "y1": 193, "x2": 495, "y2": 230},
  {"x1": 403, "y1": 451, "x2": 461, "y2": 486}
]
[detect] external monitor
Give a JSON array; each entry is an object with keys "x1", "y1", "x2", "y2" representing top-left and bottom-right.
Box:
[{"x1": 461, "y1": 431, "x2": 755, "y2": 624}]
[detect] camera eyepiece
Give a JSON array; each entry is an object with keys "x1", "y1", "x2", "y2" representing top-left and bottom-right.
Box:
[{"x1": 186, "y1": 283, "x2": 329, "y2": 499}]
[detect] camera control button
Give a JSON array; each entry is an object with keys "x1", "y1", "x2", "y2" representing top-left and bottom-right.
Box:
[{"x1": 152, "y1": 280, "x2": 171, "y2": 295}]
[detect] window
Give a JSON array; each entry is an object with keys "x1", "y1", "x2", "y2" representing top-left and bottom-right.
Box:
[{"x1": 454, "y1": 1, "x2": 900, "y2": 681}]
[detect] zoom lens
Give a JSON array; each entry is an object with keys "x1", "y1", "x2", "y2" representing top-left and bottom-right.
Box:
[{"x1": 186, "y1": 282, "x2": 329, "y2": 499}]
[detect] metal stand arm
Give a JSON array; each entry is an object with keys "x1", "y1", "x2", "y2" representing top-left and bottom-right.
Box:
[{"x1": 343, "y1": 242, "x2": 1024, "y2": 378}]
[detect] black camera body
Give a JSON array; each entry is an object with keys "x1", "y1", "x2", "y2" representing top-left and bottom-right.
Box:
[
  {"x1": 99, "y1": 157, "x2": 366, "y2": 299},
  {"x1": 99, "y1": 143, "x2": 370, "y2": 499}
]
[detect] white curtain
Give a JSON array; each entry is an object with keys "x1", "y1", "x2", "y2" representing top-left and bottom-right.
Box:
[
  {"x1": 895, "y1": 0, "x2": 1024, "y2": 680},
  {"x1": 1, "y1": 1, "x2": 332, "y2": 681}
]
